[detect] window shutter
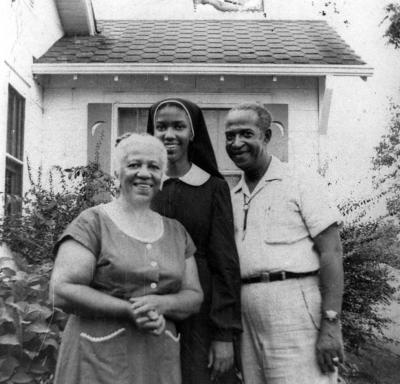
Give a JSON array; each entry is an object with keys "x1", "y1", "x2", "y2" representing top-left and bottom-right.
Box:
[
  {"x1": 87, "y1": 104, "x2": 112, "y2": 173},
  {"x1": 264, "y1": 104, "x2": 289, "y2": 162}
]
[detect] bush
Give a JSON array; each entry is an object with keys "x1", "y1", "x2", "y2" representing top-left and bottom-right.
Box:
[
  {"x1": 0, "y1": 161, "x2": 116, "y2": 383},
  {"x1": 1, "y1": 161, "x2": 116, "y2": 264},
  {"x1": 339, "y1": 198, "x2": 398, "y2": 352},
  {"x1": 0, "y1": 259, "x2": 66, "y2": 384}
]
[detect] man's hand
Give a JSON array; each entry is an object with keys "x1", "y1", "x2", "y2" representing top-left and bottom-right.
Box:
[
  {"x1": 316, "y1": 321, "x2": 344, "y2": 374},
  {"x1": 208, "y1": 341, "x2": 234, "y2": 381}
]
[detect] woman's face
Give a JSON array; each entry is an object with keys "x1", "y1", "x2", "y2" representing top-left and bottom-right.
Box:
[
  {"x1": 117, "y1": 143, "x2": 163, "y2": 204},
  {"x1": 154, "y1": 105, "x2": 192, "y2": 165}
]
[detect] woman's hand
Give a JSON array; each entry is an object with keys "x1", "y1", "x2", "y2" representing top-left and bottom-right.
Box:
[
  {"x1": 129, "y1": 295, "x2": 167, "y2": 317},
  {"x1": 134, "y1": 311, "x2": 166, "y2": 335},
  {"x1": 127, "y1": 297, "x2": 167, "y2": 335}
]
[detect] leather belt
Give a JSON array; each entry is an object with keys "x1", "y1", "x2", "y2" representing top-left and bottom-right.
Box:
[{"x1": 241, "y1": 270, "x2": 319, "y2": 285}]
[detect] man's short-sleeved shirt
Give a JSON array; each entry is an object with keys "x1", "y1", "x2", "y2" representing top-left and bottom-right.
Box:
[{"x1": 231, "y1": 156, "x2": 342, "y2": 278}]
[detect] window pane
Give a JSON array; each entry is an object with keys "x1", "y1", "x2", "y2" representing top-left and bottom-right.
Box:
[
  {"x1": 118, "y1": 108, "x2": 148, "y2": 136},
  {"x1": 5, "y1": 157, "x2": 23, "y2": 215},
  {"x1": 7, "y1": 85, "x2": 25, "y2": 160}
]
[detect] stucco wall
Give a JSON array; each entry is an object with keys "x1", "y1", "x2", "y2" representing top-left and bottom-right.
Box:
[
  {"x1": 0, "y1": 0, "x2": 64, "y2": 209},
  {"x1": 37, "y1": 74, "x2": 320, "y2": 183}
]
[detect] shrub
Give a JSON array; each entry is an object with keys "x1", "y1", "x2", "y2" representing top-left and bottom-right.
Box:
[
  {"x1": 0, "y1": 161, "x2": 116, "y2": 383},
  {"x1": 0, "y1": 259, "x2": 66, "y2": 384},
  {"x1": 1, "y1": 161, "x2": 116, "y2": 264},
  {"x1": 339, "y1": 198, "x2": 398, "y2": 352}
]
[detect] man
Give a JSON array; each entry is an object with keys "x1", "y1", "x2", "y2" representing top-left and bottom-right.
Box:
[{"x1": 224, "y1": 103, "x2": 344, "y2": 384}]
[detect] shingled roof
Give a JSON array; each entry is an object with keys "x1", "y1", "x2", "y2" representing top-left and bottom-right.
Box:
[
  {"x1": 36, "y1": 19, "x2": 364, "y2": 65},
  {"x1": 33, "y1": 19, "x2": 373, "y2": 77}
]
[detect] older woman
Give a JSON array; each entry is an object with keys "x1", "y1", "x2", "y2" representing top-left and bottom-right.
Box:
[
  {"x1": 50, "y1": 133, "x2": 203, "y2": 384},
  {"x1": 147, "y1": 99, "x2": 242, "y2": 384}
]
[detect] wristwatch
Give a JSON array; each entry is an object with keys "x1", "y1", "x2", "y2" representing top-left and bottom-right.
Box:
[{"x1": 322, "y1": 310, "x2": 340, "y2": 323}]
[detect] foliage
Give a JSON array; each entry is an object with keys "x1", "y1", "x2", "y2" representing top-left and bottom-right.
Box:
[
  {"x1": 383, "y1": 3, "x2": 400, "y2": 49},
  {"x1": 0, "y1": 161, "x2": 116, "y2": 264},
  {"x1": 372, "y1": 102, "x2": 400, "y2": 219},
  {"x1": 0, "y1": 161, "x2": 116, "y2": 383},
  {"x1": 339, "y1": 103, "x2": 400, "y2": 350},
  {"x1": 0, "y1": 259, "x2": 67, "y2": 384},
  {"x1": 339, "y1": 208, "x2": 398, "y2": 351}
]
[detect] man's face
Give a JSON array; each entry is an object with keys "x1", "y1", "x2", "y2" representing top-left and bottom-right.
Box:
[{"x1": 225, "y1": 109, "x2": 270, "y2": 172}]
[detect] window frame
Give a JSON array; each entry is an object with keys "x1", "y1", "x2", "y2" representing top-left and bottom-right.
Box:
[{"x1": 5, "y1": 85, "x2": 25, "y2": 215}]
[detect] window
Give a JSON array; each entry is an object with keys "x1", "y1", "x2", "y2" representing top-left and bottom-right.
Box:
[
  {"x1": 5, "y1": 85, "x2": 25, "y2": 215},
  {"x1": 118, "y1": 107, "x2": 148, "y2": 136}
]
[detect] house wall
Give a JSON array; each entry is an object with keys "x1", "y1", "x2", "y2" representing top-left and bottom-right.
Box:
[
  {"x1": 0, "y1": 0, "x2": 64, "y2": 211},
  {"x1": 37, "y1": 74, "x2": 320, "y2": 182}
]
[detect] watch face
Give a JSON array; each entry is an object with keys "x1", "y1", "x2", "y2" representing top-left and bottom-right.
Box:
[{"x1": 324, "y1": 310, "x2": 339, "y2": 321}]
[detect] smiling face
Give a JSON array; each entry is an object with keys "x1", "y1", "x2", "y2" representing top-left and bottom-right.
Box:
[
  {"x1": 225, "y1": 109, "x2": 271, "y2": 173},
  {"x1": 117, "y1": 143, "x2": 163, "y2": 205},
  {"x1": 153, "y1": 105, "x2": 193, "y2": 165}
]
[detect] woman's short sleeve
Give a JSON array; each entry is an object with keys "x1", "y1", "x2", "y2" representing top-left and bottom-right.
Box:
[
  {"x1": 184, "y1": 227, "x2": 196, "y2": 260},
  {"x1": 54, "y1": 208, "x2": 101, "y2": 257},
  {"x1": 171, "y1": 219, "x2": 197, "y2": 260}
]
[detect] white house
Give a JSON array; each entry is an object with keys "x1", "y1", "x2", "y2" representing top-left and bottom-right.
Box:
[{"x1": 0, "y1": 0, "x2": 373, "y2": 215}]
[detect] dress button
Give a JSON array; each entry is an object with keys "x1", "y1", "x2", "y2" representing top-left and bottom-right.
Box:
[
  {"x1": 146, "y1": 244, "x2": 152, "y2": 250},
  {"x1": 150, "y1": 282, "x2": 157, "y2": 289},
  {"x1": 150, "y1": 261, "x2": 158, "y2": 268}
]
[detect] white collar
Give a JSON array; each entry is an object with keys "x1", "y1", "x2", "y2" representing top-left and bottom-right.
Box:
[
  {"x1": 232, "y1": 155, "x2": 285, "y2": 196},
  {"x1": 162, "y1": 164, "x2": 210, "y2": 187}
]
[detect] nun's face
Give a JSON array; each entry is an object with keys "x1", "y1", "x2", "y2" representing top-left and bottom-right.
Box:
[{"x1": 154, "y1": 105, "x2": 192, "y2": 165}]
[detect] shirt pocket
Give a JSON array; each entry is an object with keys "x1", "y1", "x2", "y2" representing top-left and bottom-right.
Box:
[{"x1": 263, "y1": 202, "x2": 307, "y2": 244}]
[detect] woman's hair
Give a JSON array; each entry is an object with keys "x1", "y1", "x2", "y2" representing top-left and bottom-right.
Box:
[{"x1": 113, "y1": 132, "x2": 167, "y2": 176}]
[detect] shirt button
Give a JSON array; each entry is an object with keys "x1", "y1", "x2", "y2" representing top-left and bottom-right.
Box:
[
  {"x1": 150, "y1": 261, "x2": 158, "y2": 268},
  {"x1": 150, "y1": 282, "x2": 157, "y2": 289},
  {"x1": 146, "y1": 244, "x2": 152, "y2": 250}
]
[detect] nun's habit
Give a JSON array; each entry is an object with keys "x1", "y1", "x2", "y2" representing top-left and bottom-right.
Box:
[{"x1": 148, "y1": 99, "x2": 242, "y2": 384}]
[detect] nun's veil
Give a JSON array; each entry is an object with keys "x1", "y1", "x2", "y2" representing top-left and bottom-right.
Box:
[{"x1": 147, "y1": 98, "x2": 223, "y2": 179}]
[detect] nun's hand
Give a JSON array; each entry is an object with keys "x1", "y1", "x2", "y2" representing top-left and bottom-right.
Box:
[{"x1": 208, "y1": 341, "x2": 234, "y2": 381}]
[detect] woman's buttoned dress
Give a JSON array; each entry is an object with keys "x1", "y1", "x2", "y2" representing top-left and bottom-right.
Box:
[
  {"x1": 151, "y1": 165, "x2": 242, "y2": 384},
  {"x1": 53, "y1": 205, "x2": 196, "y2": 384}
]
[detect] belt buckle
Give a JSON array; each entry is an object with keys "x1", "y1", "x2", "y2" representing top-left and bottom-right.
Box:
[
  {"x1": 259, "y1": 272, "x2": 270, "y2": 282},
  {"x1": 279, "y1": 271, "x2": 286, "y2": 280}
]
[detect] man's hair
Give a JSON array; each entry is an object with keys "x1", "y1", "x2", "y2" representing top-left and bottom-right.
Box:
[{"x1": 230, "y1": 103, "x2": 272, "y2": 133}]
